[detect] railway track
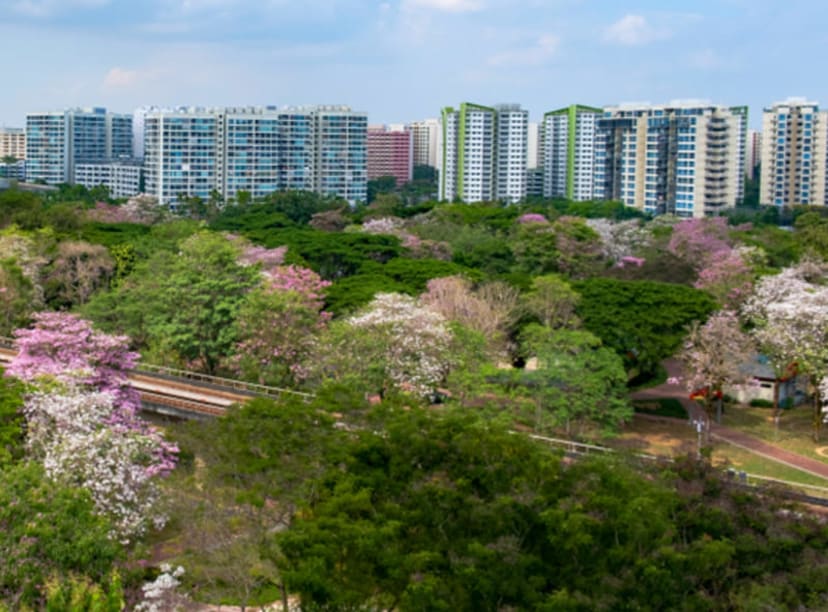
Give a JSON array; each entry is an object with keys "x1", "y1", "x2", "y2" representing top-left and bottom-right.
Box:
[{"x1": 0, "y1": 344, "x2": 300, "y2": 418}]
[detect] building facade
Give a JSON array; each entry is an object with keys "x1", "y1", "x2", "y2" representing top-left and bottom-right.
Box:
[
  {"x1": 408, "y1": 118, "x2": 441, "y2": 169},
  {"x1": 25, "y1": 108, "x2": 133, "y2": 184},
  {"x1": 367, "y1": 125, "x2": 413, "y2": 186},
  {"x1": 759, "y1": 98, "x2": 828, "y2": 207},
  {"x1": 75, "y1": 161, "x2": 142, "y2": 199},
  {"x1": 542, "y1": 105, "x2": 602, "y2": 201},
  {"x1": 594, "y1": 102, "x2": 747, "y2": 217},
  {"x1": 143, "y1": 106, "x2": 367, "y2": 205},
  {"x1": 527, "y1": 122, "x2": 540, "y2": 170},
  {"x1": 494, "y1": 104, "x2": 529, "y2": 203},
  {"x1": 440, "y1": 102, "x2": 528, "y2": 203},
  {"x1": 0, "y1": 128, "x2": 26, "y2": 160}
]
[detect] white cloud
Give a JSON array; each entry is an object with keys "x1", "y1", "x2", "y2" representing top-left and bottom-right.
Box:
[
  {"x1": 603, "y1": 14, "x2": 669, "y2": 46},
  {"x1": 102, "y1": 67, "x2": 139, "y2": 89},
  {"x1": 402, "y1": 0, "x2": 482, "y2": 13},
  {"x1": 487, "y1": 34, "x2": 560, "y2": 67}
]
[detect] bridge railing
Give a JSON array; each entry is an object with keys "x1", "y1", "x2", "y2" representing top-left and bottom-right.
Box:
[
  {"x1": 133, "y1": 362, "x2": 314, "y2": 401},
  {"x1": 0, "y1": 335, "x2": 313, "y2": 402}
]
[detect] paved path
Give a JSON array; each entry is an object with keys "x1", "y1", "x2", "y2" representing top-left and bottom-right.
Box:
[{"x1": 631, "y1": 359, "x2": 828, "y2": 482}]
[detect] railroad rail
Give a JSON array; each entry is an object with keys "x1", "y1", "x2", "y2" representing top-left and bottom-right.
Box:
[{"x1": 0, "y1": 336, "x2": 312, "y2": 417}]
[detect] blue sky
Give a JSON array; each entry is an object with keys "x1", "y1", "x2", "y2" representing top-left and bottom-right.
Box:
[{"x1": 1, "y1": 0, "x2": 825, "y2": 128}]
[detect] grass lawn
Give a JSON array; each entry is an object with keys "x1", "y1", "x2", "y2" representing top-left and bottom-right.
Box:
[
  {"x1": 719, "y1": 403, "x2": 828, "y2": 465},
  {"x1": 602, "y1": 414, "x2": 828, "y2": 493}
]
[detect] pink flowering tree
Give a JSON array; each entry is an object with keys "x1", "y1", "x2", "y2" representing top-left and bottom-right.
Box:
[
  {"x1": 517, "y1": 213, "x2": 549, "y2": 225},
  {"x1": 238, "y1": 244, "x2": 288, "y2": 270},
  {"x1": 7, "y1": 312, "x2": 142, "y2": 411},
  {"x1": 232, "y1": 265, "x2": 331, "y2": 387},
  {"x1": 6, "y1": 313, "x2": 178, "y2": 539},
  {"x1": 265, "y1": 265, "x2": 331, "y2": 311},
  {"x1": 694, "y1": 248, "x2": 755, "y2": 309},
  {"x1": 668, "y1": 217, "x2": 732, "y2": 271}
]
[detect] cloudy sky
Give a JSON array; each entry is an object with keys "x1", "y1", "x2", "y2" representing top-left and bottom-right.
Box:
[{"x1": 1, "y1": 0, "x2": 825, "y2": 128}]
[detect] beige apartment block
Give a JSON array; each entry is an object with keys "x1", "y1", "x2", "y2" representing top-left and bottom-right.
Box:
[
  {"x1": 594, "y1": 101, "x2": 747, "y2": 217},
  {"x1": 760, "y1": 98, "x2": 827, "y2": 207},
  {"x1": 0, "y1": 128, "x2": 25, "y2": 160}
]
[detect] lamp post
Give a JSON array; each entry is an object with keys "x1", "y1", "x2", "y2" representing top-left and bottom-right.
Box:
[{"x1": 691, "y1": 418, "x2": 705, "y2": 459}]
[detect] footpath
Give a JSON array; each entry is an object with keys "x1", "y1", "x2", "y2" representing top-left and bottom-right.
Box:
[{"x1": 631, "y1": 359, "x2": 828, "y2": 482}]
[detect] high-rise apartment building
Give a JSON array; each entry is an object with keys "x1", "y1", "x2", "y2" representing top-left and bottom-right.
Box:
[
  {"x1": 759, "y1": 98, "x2": 828, "y2": 207},
  {"x1": 144, "y1": 108, "x2": 219, "y2": 204},
  {"x1": 367, "y1": 125, "x2": 413, "y2": 186},
  {"x1": 594, "y1": 101, "x2": 747, "y2": 217},
  {"x1": 440, "y1": 102, "x2": 528, "y2": 203},
  {"x1": 0, "y1": 128, "x2": 26, "y2": 160},
  {"x1": 527, "y1": 122, "x2": 540, "y2": 170},
  {"x1": 75, "y1": 160, "x2": 142, "y2": 198},
  {"x1": 143, "y1": 106, "x2": 367, "y2": 205},
  {"x1": 494, "y1": 104, "x2": 529, "y2": 203},
  {"x1": 542, "y1": 105, "x2": 602, "y2": 201},
  {"x1": 25, "y1": 108, "x2": 133, "y2": 184},
  {"x1": 313, "y1": 106, "x2": 367, "y2": 204},
  {"x1": 408, "y1": 119, "x2": 441, "y2": 169}
]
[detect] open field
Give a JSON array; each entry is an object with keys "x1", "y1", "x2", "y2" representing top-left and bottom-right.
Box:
[
  {"x1": 607, "y1": 414, "x2": 828, "y2": 492},
  {"x1": 720, "y1": 403, "x2": 828, "y2": 464}
]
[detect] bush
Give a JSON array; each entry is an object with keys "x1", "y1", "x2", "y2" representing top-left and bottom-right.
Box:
[
  {"x1": 749, "y1": 398, "x2": 774, "y2": 408},
  {"x1": 633, "y1": 399, "x2": 688, "y2": 419}
]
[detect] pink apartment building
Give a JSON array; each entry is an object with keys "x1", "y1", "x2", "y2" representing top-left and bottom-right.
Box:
[{"x1": 367, "y1": 125, "x2": 413, "y2": 186}]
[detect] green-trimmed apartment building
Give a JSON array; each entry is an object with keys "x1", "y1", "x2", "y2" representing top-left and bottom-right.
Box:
[
  {"x1": 440, "y1": 102, "x2": 528, "y2": 203},
  {"x1": 541, "y1": 105, "x2": 602, "y2": 201}
]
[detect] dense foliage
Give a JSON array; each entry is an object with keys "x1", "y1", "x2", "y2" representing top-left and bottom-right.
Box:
[
  {"x1": 2, "y1": 184, "x2": 828, "y2": 609},
  {"x1": 173, "y1": 400, "x2": 828, "y2": 610}
]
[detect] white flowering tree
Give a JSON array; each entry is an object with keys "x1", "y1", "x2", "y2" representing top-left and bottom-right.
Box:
[
  {"x1": 586, "y1": 218, "x2": 650, "y2": 264},
  {"x1": 742, "y1": 261, "x2": 828, "y2": 439},
  {"x1": 678, "y1": 311, "x2": 755, "y2": 426},
  {"x1": 23, "y1": 388, "x2": 168, "y2": 541},
  {"x1": 313, "y1": 293, "x2": 454, "y2": 398}
]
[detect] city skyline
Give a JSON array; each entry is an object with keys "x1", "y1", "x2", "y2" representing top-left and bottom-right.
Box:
[{"x1": 0, "y1": 1, "x2": 825, "y2": 129}]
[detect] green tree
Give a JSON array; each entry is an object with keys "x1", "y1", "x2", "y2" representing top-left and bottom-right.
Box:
[
  {"x1": 515, "y1": 326, "x2": 632, "y2": 435},
  {"x1": 0, "y1": 374, "x2": 25, "y2": 466},
  {"x1": 84, "y1": 231, "x2": 259, "y2": 373},
  {"x1": 0, "y1": 462, "x2": 122, "y2": 609},
  {"x1": 367, "y1": 175, "x2": 397, "y2": 203},
  {"x1": 277, "y1": 409, "x2": 562, "y2": 610},
  {"x1": 521, "y1": 274, "x2": 581, "y2": 329},
  {"x1": 573, "y1": 278, "x2": 717, "y2": 380}
]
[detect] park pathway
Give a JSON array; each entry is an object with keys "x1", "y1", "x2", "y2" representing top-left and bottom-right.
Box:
[{"x1": 631, "y1": 359, "x2": 828, "y2": 482}]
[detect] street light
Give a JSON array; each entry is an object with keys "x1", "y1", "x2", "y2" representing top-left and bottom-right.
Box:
[{"x1": 691, "y1": 418, "x2": 705, "y2": 459}]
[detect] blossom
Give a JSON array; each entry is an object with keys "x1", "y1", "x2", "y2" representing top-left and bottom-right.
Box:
[
  {"x1": 361, "y1": 217, "x2": 404, "y2": 235},
  {"x1": 517, "y1": 213, "x2": 549, "y2": 225},
  {"x1": 24, "y1": 388, "x2": 171, "y2": 541},
  {"x1": 348, "y1": 293, "x2": 455, "y2": 397}
]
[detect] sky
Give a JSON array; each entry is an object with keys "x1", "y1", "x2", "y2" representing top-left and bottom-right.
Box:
[{"x1": 1, "y1": 0, "x2": 826, "y2": 129}]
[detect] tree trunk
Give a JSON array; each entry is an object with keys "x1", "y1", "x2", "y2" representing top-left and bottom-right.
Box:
[{"x1": 280, "y1": 583, "x2": 289, "y2": 612}]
